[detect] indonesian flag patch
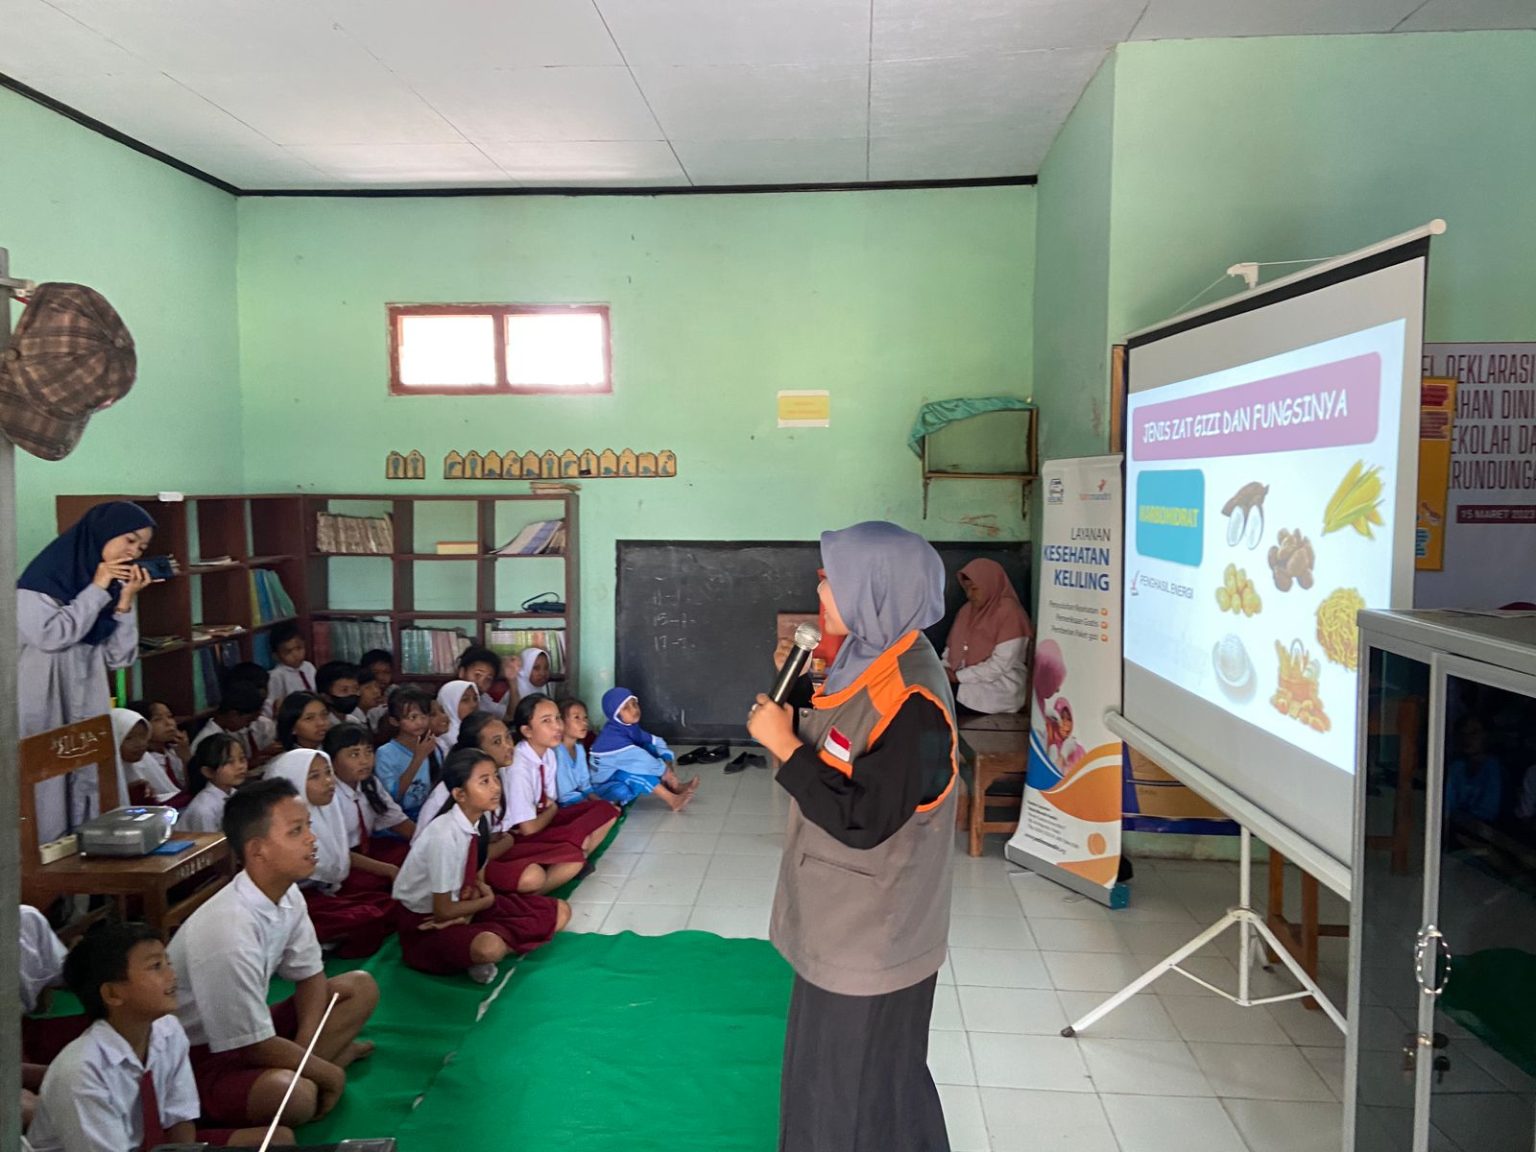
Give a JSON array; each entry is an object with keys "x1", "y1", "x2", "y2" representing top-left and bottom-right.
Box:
[{"x1": 823, "y1": 727, "x2": 853, "y2": 764}]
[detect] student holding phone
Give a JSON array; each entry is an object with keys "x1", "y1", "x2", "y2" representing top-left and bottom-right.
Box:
[{"x1": 16, "y1": 500, "x2": 159, "y2": 841}]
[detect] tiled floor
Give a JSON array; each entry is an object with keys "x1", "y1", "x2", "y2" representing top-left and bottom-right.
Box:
[{"x1": 569, "y1": 759, "x2": 1351, "y2": 1151}]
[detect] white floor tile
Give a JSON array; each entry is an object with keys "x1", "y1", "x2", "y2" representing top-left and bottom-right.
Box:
[
  {"x1": 1011, "y1": 875, "x2": 1116, "y2": 920},
  {"x1": 937, "y1": 1084, "x2": 990, "y2": 1152},
  {"x1": 592, "y1": 851, "x2": 640, "y2": 879},
  {"x1": 1029, "y1": 917, "x2": 1127, "y2": 953},
  {"x1": 598, "y1": 903, "x2": 693, "y2": 936},
  {"x1": 1116, "y1": 920, "x2": 1222, "y2": 959},
  {"x1": 913, "y1": 977, "x2": 963, "y2": 1029},
  {"x1": 1139, "y1": 954, "x2": 1238, "y2": 997},
  {"x1": 970, "y1": 1032, "x2": 1095, "y2": 1092},
  {"x1": 612, "y1": 871, "x2": 704, "y2": 905},
  {"x1": 1076, "y1": 1036, "x2": 1215, "y2": 1097},
  {"x1": 957, "y1": 986, "x2": 1069, "y2": 1036},
  {"x1": 705, "y1": 853, "x2": 776, "y2": 879},
  {"x1": 1056, "y1": 992, "x2": 1181, "y2": 1042},
  {"x1": 948, "y1": 947, "x2": 1053, "y2": 989},
  {"x1": 1162, "y1": 995, "x2": 1289, "y2": 1045},
  {"x1": 1044, "y1": 950, "x2": 1152, "y2": 993},
  {"x1": 949, "y1": 915, "x2": 1038, "y2": 951},
  {"x1": 951, "y1": 887, "x2": 1031, "y2": 919},
  {"x1": 712, "y1": 832, "x2": 785, "y2": 856},
  {"x1": 1221, "y1": 1098, "x2": 1344, "y2": 1152},
  {"x1": 627, "y1": 853, "x2": 711, "y2": 880},
  {"x1": 1188, "y1": 1041, "x2": 1334, "y2": 1101},
  {"x1": 566, "y1": 876, "x2": 626, "y2": 905},
  {"x1": 979, "y1": 1087, "x2": 1119, "y2": 1152},
  {"x1": 1115, "y1": 892, "x2": 1201, "y2": 925},
  {"x1": 565, "y1": 902, "x2": 611, "y2": 933},
  {"x1": 726, "y1": 791, "x2": 786, "y2": 816},
  {"x1": 1300, "y1": 1045, "x2": 1344, "y2": 1100},
  {"x1": 927, "y1": 1029, "x2": 976, "y2": 1085},
  {"x1": 644, "y1": 829, "x2": 722, "y2": 855},
  {"x1": 723, "y1": 810, "x2": 781, "y2": 834},
  {"x1": 1101, "y1": 1093, "x2": 1246, "y2": 1152},
  {"x1": 1266, "y1": 998, "x2": 1347, "y2": 1049},
  {"x1": 694, "y1": 872, "x2": 779, "y2": 907},
  {"x1": 685, "y1": 904, "x2": 770, "y2": 939},
  {"x1": 950, "y1": 860, "x2": 1023, "y2": 889}
]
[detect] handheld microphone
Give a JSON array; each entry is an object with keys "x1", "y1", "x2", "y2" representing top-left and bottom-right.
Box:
[{"x1": 769, "y1": 623, "x2": 822, "y2": 705}]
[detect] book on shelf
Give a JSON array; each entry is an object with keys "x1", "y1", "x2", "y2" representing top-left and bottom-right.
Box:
[
  {"x1": 492, "y1": 519, "x2": 565, "y2": 557},
  {"x1": 193, "y1": 641, "x2": 241, "y2": 712},
  {"x1": 435, "y1": 540, "x2": 479, "y2": 555},
  {"x1": 312, "y1": 618, "x2": 393, "y2": 666},
  {"x1": 138, "y1": 634, "x2": 182, "y2": 653},
  {"x1": 486, "y1": 626, "x2": 567, "y2": 676},
  {"x1": 194, "y1": 556, "x2": 237, "y2": 567},
  {"x1": 192, "y1": 624, "x2": 245, "y2": 642},
  {"x1": 249, "y1": 569, "x2": 296, "y2": 624},
  {"x1": 315, "y1": 511, "x2": 395, "y2": 555},
  {"x1": 401, "y1": 626, "x2": 472, "y2": 675}
]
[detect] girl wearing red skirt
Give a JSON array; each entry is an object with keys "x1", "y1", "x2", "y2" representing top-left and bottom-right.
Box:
[
  {"x1": 325, "y1": 721, "x2": 414, "y2": 872},
  {"x1": 505, "y1": 693, "x2": 620, "y2": 868},
  {"x1": 393, "y1": 748, "x2": 569, "y2": 984}
]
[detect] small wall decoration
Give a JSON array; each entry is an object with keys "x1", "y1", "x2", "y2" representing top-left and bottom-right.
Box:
[
  {"x1": 442, "y1": 449, "x2": 678, "y2": 479},
  {"x1": 386, "y1": 450, "x2": 428, "y2": 479}
]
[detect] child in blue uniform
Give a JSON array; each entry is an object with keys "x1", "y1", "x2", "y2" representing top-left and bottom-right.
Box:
[{"x1": 588, "y1": 687, "x2": 698, "y2": 810}]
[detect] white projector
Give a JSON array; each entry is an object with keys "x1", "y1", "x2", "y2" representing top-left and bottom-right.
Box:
[{"x1": 77, "y1": 807, "x2": 178, "y2": 857}]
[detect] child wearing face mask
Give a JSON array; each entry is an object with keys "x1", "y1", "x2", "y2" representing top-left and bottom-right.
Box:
[{"x1": 265, "y1": 749, "x2": 396, "y2": 959}]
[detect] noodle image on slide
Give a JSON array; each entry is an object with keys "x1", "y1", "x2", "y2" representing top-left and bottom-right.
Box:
[{"x1": 1316, "y1": 587, "x2": 1365, "y2": 669}]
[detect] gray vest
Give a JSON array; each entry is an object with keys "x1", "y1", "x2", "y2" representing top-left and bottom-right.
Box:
[{"x1": 770, "y1": 633, "x2": 958, "y2": 996}]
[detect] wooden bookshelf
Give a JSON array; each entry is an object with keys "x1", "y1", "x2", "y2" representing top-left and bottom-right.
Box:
[{"x1": 56, "y1": 491, "x2": 579, "y2": 721}]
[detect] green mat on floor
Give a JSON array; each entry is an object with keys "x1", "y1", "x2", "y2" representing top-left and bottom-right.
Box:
[{"x1": 393, "y1": 931, "x2": 793, "y2": 1151}]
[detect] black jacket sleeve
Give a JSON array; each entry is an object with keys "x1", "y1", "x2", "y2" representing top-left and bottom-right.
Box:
[{"x1": 775, "y1": 694, "x2": 952, "y2": 851}]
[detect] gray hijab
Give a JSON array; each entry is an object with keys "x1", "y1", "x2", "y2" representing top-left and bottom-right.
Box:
[{"x1": 820, "y1": 521, "x2": 946, "y2": 694}]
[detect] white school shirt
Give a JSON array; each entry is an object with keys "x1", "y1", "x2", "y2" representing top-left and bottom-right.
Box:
[
  {"x1": 27, "y1": 1016, "x2": 200, "y2": 1152},
  {"x1": 943, "y1": 635, "x2": 1030, "y2": 715},
  {"x1": 126, "y1": 755, "x2": 181, "y2": 804},
  {"x1": 504, "y1": 742, "x2": 558, "y2": 828},
  {"x1": 392, "y1": 806, "x2": 477, "y2": 915},
  {"x1": 148, "y1": 747, "x2": 186, "y2": 791},
  {"x1": 267, "y1": 661, "x2": 317, "y2": 705},
  {"x1": 19, "y1": 904, "x2": 68, "y2": 1014},
  {"x1": 410, "y1": 782, "x2": 452, "y2": 842},
  {"x1": 334, "y1": 777, "x2": 409, "y2": 847},
  {"x1": 190, "y1": 716, "x2": 255, "y2": 764},
  {"x1": 169, "y1": 870, "x2": 323, "y2": 1052},
  {"x1": 175, "y1": 785, "x2": 230, "y2": 834}
]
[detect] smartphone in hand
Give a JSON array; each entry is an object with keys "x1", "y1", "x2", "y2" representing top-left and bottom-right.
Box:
[{"x1": 138, "y1": 555, "x2": 177, "y2": 581}]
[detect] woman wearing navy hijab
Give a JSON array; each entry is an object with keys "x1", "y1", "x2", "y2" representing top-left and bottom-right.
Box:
[
  {"x1": 17, "y1": 500, "x2": 156, "y2": 841},
  {"x1": 748, "y1": 521, "x2": 960, "y2": 1152}
]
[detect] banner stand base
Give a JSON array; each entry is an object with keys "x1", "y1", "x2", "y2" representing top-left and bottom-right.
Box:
[
  {"x1": 1057, "y1": 827, "x2": 1345, "y2": 1038},
  {"x1": 1005, "y1": 841, "x2": 1130, "y2": 910}
]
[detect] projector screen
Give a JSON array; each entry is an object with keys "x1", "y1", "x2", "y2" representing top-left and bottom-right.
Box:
[{"x1": 1122, "y1": 242, "x2": 1428, "y2": 879}]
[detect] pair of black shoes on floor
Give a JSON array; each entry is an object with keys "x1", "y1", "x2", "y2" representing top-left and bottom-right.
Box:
[
  {"x1": 724, "y1": 751, "x2": 766, "y2": 774},
  {"x1": 677, "y1": 744, "x2": 729, "y2": 765}
]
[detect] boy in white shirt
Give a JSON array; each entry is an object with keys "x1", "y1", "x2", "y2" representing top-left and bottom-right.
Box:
[
  {"x1": 28, "y1": 919, "x2": 288, "y2": 1151},
  {"x1": 265, "y1": 622, "x2": 317, "y2": 711},
  {"x1": 189, "y1": 681, "x2": 267, "y2": 763},
  {"x1": 168, "y1": 777, "x2": 380, "y2": 1127}
]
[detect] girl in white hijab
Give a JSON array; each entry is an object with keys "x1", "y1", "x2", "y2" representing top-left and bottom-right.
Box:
[
  {"x1": 265, "y1": 748, "x2": 397, "y2": 958},
  {"x1": 515, "y1": 647, "x2": 552, "y2": 699},
  {"x1": 435, "y1": 680, "x2": 480, "y2": 758},
  {"x1": 106, "y1": 708, "x2": 151, "y2": 808}
]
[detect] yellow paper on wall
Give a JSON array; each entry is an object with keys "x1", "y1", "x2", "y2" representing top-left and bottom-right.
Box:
[
  {"x1": 777, "y1": 390, "x2": 830, "y2": 428},
  {"x1": 1416, "y1": 376, "x2": 1456, "y2": 571}
]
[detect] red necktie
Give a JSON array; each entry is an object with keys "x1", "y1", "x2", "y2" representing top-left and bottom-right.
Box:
[
  {"x1": 461, "y1": 826, "x2": 480, "y2": 898},
  {"x1": 353, "y1": 793, "x2": 370, "y2": 852},
  {"x1": 300, "y1": 668, "x2": 313, "y2": 691},
  {"x1": 139, "y1": 1069, "x2": 167, "y2": 1152}
]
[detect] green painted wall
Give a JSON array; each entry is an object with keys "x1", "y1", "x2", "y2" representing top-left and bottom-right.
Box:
[
  {"x1": 1108, "y1": 32, "x2": 1536, "y2": 342},
  {"x1": 236, "y1": 189, "x2": 1035, "y2": 695},
  {"x1": 1032, "y1": 54, "x2": 1117, "y2": 465},
  {"x1": 0, "y1": 88, "x2": 240, "y2": 562}
]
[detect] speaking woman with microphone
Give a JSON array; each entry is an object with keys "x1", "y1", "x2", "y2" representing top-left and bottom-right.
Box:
[{"x1": 748, "y1": 521, "x2": 959, "y2": 1152}]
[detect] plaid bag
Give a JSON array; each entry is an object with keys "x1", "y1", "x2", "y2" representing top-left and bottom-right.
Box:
[{"x1": 0, "y1": 283, "x2": 136, "y2": 460}]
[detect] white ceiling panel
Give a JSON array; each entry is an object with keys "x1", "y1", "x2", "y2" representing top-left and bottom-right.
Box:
[
  {"x1": 871, "y1": 47, "x2": 1106, "y2": 137},
  {"x1": 322, "y1": 0, "x2": 623, "y2": 74},
  {"x1": 0, "y1": 0, "x2": 138, "y2": 74},
  {"x1": 595, "y1": 0, "x2": 871, "y2": 67},
  {"x1": 874, "y1": 0, "x2": 1144, "y2": 62},
  {"x1": 672, "y1": 138, "x2": 869, "y2": 185},
  {"x1": 635, "y1": 64, "x2": 868, "y2": 142},
  {"x1": 174, "y1": 144, "x2": 336, "y2": 188},
  {"x1": 476, "y1": 139, "x2": 687, "y2": 185},
  {"x1": 870, "y1": 122, "x2": 1056, "y2": 179},
  {"x1": 286, "y1": 142, "x2": 508, "y2": 185},
  {"x1": 1133, "y1": 0, "x2": 1424, "y2": 40},
  {"x1": 1396, "y1": 0, "x2": 1536, "y2": 31},
  {"x1": 44, "y1": 0, "x2": 377, "y2": 76},
  {"x1": 412, "y1": 67, "x2": 659, "y2": 143},
  {"x1": 172, "y1": 69, "x2": 461, "y2": 147}
]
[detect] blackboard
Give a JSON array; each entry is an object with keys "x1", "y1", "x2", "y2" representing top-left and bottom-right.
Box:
[{"x1": 615, "y1": 540, "x2": 1030, "y2": 741}]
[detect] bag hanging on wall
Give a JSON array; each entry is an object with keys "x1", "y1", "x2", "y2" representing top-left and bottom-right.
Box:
[{"x1": 521, "y1": 592, "x2": 566, "y2": 614}]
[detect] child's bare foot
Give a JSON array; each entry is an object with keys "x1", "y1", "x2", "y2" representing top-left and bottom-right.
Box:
[
  {"x1": 657, "y1": 784, "x2": 694, "y2": 811},
  {"x1": 683, "y1": 776, "x2": 701, "y2": 794},
  {"x1": 347, "y1": 1040, "x2": 375, "y2": 1063}
]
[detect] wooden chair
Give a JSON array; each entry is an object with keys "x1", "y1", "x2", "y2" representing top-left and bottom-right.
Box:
[
  {"x1": 20, "y1": 714, "x2": 232, "y2": 935},
  {"x1": 955, "y1": 716, "x2": 1031, "y2": 857}
]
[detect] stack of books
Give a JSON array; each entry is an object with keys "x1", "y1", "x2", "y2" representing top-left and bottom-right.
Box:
[
  {"x1": 492, "y1": 520, "x2": 565, "y2": 556},
  {"x1": 193, "y1": 641, "x2": 241, "y2": 712},
  {"x1": 315, "y1": 512, "x2": 395, "y2": 555},
  {"x1": 312, "y1": 619, "x2": 393, "y2": 665},
  {"x1": 192, "y1": 624, "x2": 245, "y2": 642},
  {"x1": 250, "y1": 569, "x2": 296, "y2": 623},
  {"x1": 486, "y1": 626, "x2": 566, "y2": 676},
  {"x1": 401, "y1": 627, "x2": 472, "y2": 675},
  {"x1": 139, "y1": 634, "x2": 182, "y2": 654}
]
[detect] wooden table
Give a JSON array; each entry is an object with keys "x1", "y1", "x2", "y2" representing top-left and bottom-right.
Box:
[
  {"x1": 956, "y1": 725, "x2": 1030, "y2": 856},
  {"x1": 26, "y1": 833, "x2": 232, "y2": 935}
]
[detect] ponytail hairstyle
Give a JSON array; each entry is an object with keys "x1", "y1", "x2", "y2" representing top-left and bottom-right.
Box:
[
  {"x1": 510, "y1": 692, "x2": 555, "y2": 745},
  {"x1": 322, "y1": 722, "x2": 389, "y2": 817},
  {"x1": 453, "y1": 710, "x2": 499, "y2": 754},
  {"x1": 430, "y1": 746, "x2": 496, "y2": 867},
  {"x1": 276, "y1": 691, "x2": 324, "y2": 750},
  {"x1": 187, "y1": 734, "x2": 241, "y2": 797}
]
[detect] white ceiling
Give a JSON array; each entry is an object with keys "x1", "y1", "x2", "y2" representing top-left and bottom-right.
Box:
[{"x1": 2, "y1": 0, "x2": 1532, "y2": 191}]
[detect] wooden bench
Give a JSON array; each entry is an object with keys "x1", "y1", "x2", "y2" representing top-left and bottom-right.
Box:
[
  {"x1": 954, "y1": 714, "x2": 1030, "y2": 857},
  {"x1": 20, "y1": 714, "x2": 232, "y2": 935}
]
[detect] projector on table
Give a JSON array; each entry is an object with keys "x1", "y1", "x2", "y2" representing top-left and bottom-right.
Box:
[{"x1": 77, "y1": 806, "x2": 177, "y2": 857}]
